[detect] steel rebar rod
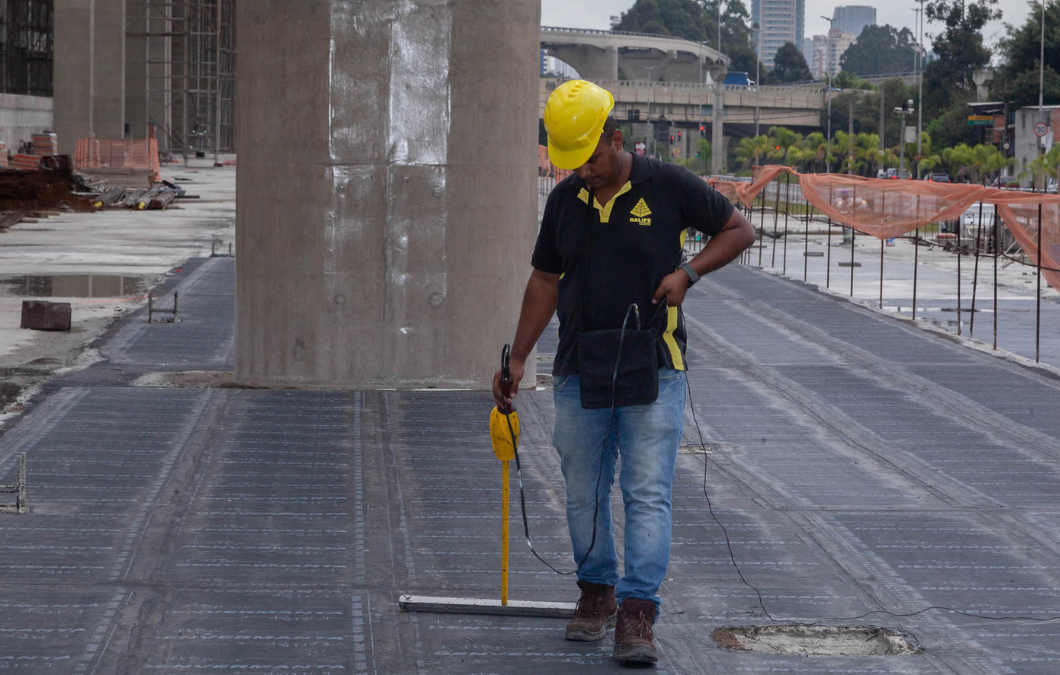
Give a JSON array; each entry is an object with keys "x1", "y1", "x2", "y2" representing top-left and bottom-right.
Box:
[
  {"x1": 913, "y1": 228, "x2": 919, "y2": 320},
  {"x1": 957, "y1": 218, "x2": 962, "y2": 336},
  {"x1": 771, "y1": 181, "x2": 780, "y2": 267},
  {"x1": 826, "y1": 218, "x2": 832, "y2": 288},
  {"x1": 880, "y1": 238, "x2": 885, "y2": 309},
  {"x1": 850, "y1": 226, "x2": 856, "y2": 297},
  {"x1": 782, "y1": 174, "x2": 791, "y2": 275},
  {"x1": 994, "y1": 212, "x2": 999, "y2": 350},
  {"x1": 970, "y1": 204, "x2": 984, "y2": 338},
  {"x1": 1036, "y1": 203, "x2": 1043, "y2": 362}
]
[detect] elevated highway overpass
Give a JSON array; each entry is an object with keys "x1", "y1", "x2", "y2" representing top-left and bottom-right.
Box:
[
  {"x1": 541, "y1": 26, "x2": 728, "y2": 83},
  {"x1": 539, "y1": 77, "x2": 827, "y2": 132},
  {"x1": 539, "y1": 78, "x2": 829, "y2": 172}
]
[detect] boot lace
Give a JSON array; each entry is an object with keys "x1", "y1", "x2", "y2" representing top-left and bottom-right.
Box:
[
  {"x1": 619, "y1": 608, "x2": 654, "y2": 640},
  {"x1": 574, "y1": 592, "x2": 608, "y2": 618}
]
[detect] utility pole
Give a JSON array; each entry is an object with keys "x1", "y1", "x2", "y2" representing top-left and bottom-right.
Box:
[
  {"x1": 821, "y1": 15, "x2": 837, "y2": 173},
  {"x1": 755, "y1": 20, "x2": 761, "y2": 137},
  {"x1": 915, "y1": 0, "x2": 925, "y2": 179},
  {"x1": 644, "y1": 64, "x2": 658, "y2": 158},
  {"x1": 896, "y1": 99, "x2": 914, "y2": 175},
  {"x1": 879, "y1": 88, "x2": 885, "y2": 158},
  {"x1": 1039, "y1": 0, "x2": 1047, "y2": 189},
  {"x1": 849, "y1": 96, "x2": 855, "y2": 174}
]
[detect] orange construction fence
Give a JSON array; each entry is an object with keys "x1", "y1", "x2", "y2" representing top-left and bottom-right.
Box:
[
  {"x1": 74, "y1": 138, "x2": 161, "y2": 183},
  {"x1": 538, "y1": 145, "x2": 574, "y2": 183},
  {"x1": 709, "y1": 166, "x2": 1060, "y2": 292}
]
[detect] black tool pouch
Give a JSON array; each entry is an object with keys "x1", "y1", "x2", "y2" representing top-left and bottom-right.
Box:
[
  {"x1": 577, "y1": 306, "x2": 659, "y2": 409},
  {"x1": 574, "y1": 201, "x2": 663, "y2": 410}
]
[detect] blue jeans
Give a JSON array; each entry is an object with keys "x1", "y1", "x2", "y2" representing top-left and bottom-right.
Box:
[{"x1": 552, "y1": 368, "x2": 686, "y2": 614}]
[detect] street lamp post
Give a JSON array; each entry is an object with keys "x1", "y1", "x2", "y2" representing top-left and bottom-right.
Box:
[
  {"x1": 754, "y1": 20, "x2": 761, "y2": 137},
  {"x1": 821, "y1": 15, "x2": 837, "y2": 173},
  {"x1": 915, "y1": 1, "x2": 925, "y2": 179},
  {"x1": 1039, "y1": 0, "x2": 1047, "y2": 189},
  {"x1": 896, "y1": 99, "x2": 914, "y2": 176},
  {"x1": 644, "y1": 64, "x2": 659, "y2": 157},
  {"x1": 826, "y1": 72, "x2": 833, "y2": 172}
]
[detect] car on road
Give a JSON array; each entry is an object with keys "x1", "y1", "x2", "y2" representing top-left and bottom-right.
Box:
[
  {"x1": 885, "y1": 168, "x2": 912, "y2": 179},
  {"x1": 991, "y1": 176, "x2": 1021, "y2": 189},
  {"x1": 923, "y1": 172, "x2": 950, "y2": 182}
]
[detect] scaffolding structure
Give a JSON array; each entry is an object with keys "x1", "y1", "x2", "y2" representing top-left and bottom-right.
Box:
[
  {"x1": 0, "y1": 0, "x2": 54, "y2": 97},
  {"x1": 128, "y1": 0, "x2": 235, "y2": 160}
]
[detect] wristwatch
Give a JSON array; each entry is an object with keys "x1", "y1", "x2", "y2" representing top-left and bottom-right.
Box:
[{"x1": 678, "y1": 262, "x2": 700, "y2": 287}]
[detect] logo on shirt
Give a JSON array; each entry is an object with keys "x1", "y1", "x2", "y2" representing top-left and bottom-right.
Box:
[{"x1": 629, "y1": 198, "x2": 652, "y2": 226}]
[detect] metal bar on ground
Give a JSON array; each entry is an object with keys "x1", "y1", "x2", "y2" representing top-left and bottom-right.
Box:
[{"x1": 399, "y1": 596, "x2": 576, "y2": 618}]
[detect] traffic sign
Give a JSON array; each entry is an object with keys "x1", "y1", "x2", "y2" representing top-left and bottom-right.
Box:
[{"x1": 1034, "y1": 121, "x2": 1049, "y2": 137}]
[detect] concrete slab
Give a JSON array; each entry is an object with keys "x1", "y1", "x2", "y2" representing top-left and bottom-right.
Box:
[{"x1": 0, "y1": 259, "x2": 1059, "y2": 673}]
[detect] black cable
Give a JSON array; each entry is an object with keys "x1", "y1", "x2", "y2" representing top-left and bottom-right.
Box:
[
  {"x1": 501, "y1": 303, "x2": 642, "y2": 575},
  {"x1": 685, "y1": 375, "x2": 1060, "y2": 626}
]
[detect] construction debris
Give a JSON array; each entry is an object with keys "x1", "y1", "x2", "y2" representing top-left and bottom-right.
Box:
[{"x1": 20, "y1": 301, "x2": 72, "y2": 331}]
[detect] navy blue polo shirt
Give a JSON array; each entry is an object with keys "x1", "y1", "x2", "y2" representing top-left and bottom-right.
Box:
[{"x1": 532, "y1": 152, "x2": 735, "y2": 376}]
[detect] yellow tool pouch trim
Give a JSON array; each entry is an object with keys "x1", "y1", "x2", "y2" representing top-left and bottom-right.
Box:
[{"x1": 489, "y1": 407, "x2": 520, "y2": 461}]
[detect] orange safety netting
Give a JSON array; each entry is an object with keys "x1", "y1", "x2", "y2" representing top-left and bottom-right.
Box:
[
  {"x1": 74, "y1": 138, "x2": 161, "y2": 183},
  {"x1": 709, "y1": 166, "x2": 1060, "y2": 292},
  {"x1": 538, "y1": 145, "x2": 574, "y2": 182}
]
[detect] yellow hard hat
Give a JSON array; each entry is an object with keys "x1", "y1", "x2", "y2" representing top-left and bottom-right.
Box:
[{"x1": 544, "y1": 80, "x2": 615, "y2": 170}]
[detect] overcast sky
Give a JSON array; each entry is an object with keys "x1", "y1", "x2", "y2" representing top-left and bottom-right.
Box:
[{"x1": 541, "y1": 0, "x2": 1033, "y2": 55}]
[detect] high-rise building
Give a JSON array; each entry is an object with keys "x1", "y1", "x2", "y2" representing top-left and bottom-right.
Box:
[
  {"x1": 832, "y1": 5, "x2": 876, "y2": 40},
  {"x1": 801, "y1": 37, "x2": 814, "y2": 70},
  {"x1": 812, "y1": 28, "x2": 857, "y2": 78},
  {"x1": 752, "y1": 0, "x2": 805, "y2": 68}
]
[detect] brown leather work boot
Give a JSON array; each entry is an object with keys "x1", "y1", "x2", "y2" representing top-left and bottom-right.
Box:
[
  {"x1": 612, "y1": 598, "x2": 658, "y2": 664},
  {"x1": 564, "y1": 580, "x2": 618, "y2": 641}
]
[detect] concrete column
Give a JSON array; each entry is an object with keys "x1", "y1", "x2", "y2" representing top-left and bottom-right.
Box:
[
  {"x1": 93, "y1": 0, "x2": 126, "y2": 139},
  {"x1": 708, "y1": 66, "x2": 727, "y2": 175},
  {"x1": 53, "y1": 0, "x2": 94, "y2": 154},
  {"x1": 235, "y1": 0, "x2": 541, "y2": 388},
  {"x1": 124, "y1": 0, "x2": 146, "y2": 139}
]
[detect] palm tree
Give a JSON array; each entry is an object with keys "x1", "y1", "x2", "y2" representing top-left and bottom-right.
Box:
[
  {"x1": 735, "y1": 135, "x2": 770, "y2": 171},
  {"x1": 801, "y1": 132, "x2": 827, "y2": 173},
  {"x1": 767, "y1": 126, "x2": 803, "y2": 166}
]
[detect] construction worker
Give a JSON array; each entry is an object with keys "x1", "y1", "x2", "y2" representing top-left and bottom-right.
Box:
[{"x1": 493, "y1": 80, "x2": 754, "y2": 664}]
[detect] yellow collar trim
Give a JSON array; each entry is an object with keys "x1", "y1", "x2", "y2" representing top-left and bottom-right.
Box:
[{"x1": 592, "y1": 181, "x2": 632, "y2": 224}]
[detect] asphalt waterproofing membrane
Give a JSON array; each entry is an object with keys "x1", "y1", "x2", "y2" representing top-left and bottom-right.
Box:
[{"x1": 2, "y1": 256, "x2": 1060, "y2": 674}]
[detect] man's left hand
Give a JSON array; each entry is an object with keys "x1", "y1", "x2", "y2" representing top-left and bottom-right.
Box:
[{"x1": 652, "y1": 270, "x2": 690, "y2": 307}]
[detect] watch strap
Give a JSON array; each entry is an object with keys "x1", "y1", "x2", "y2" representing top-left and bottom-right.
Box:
[{"x1": 678, "y1": 262, "x2": 700, "y2": 287}]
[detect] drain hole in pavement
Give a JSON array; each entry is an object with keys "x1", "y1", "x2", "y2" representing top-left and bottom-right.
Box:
[{"x1": 712, "y1": 625, "x2": 920, "y2": 656}]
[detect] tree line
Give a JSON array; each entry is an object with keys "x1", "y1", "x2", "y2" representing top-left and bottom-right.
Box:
[{"x1": 614, "y1": 0, "x2": 1059, "y2": 152}]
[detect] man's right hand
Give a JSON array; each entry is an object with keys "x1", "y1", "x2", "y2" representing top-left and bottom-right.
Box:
[{"x1": 493, "y1": 357, "x2": 526, "y2": 412}]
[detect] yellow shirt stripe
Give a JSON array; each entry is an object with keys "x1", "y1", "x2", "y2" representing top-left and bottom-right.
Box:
[
  {"x1": 592, "y1": 181, "x2": 632, "y2": 223},
  {"x1": 662, "y1": 305, "x2": 684, "y2": 370}
]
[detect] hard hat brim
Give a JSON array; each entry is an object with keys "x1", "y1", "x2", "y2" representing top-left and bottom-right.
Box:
[{"x1": 548, "y1": 136, "x2": 598, "y2": 171}]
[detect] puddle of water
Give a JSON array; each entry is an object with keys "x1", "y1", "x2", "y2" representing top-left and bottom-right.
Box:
[{"x1": 0, "y1": 274, "x2": 151, "y2": 299}]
